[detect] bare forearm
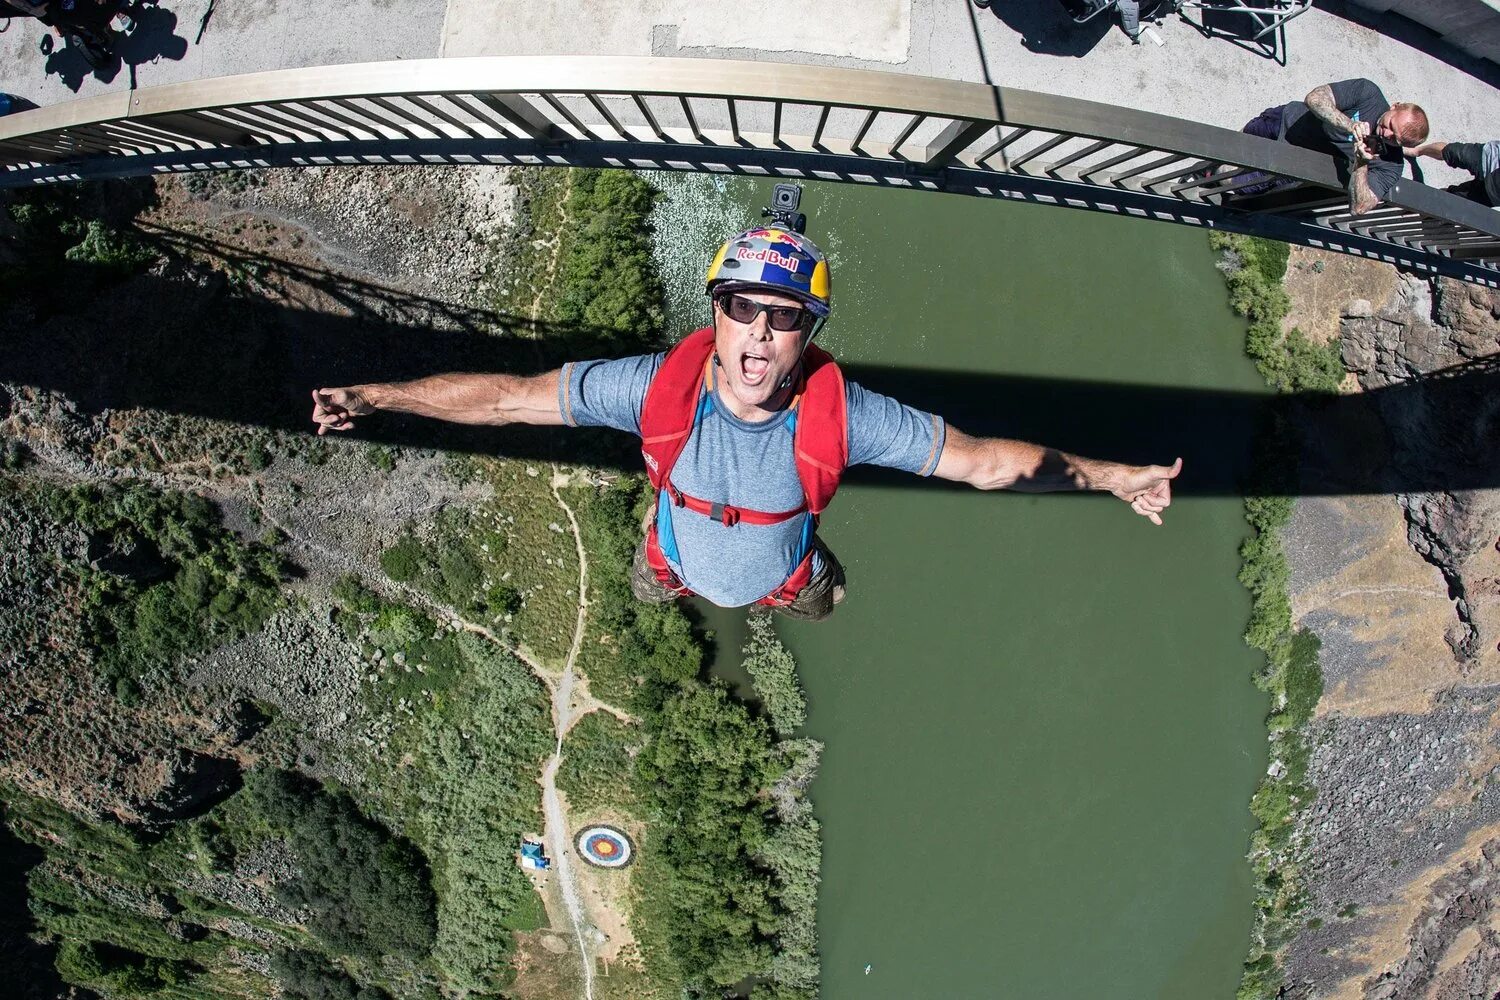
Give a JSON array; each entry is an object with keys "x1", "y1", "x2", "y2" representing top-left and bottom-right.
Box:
[
  {"x1": 1348, "y1": 164, "x2": 1379, "y2": 214},
  {"x1": 356, "y1": 371, "x2": 562, "y2": 426},
  {"x1": 939, "y1": 432, "x2": 1123, "y2": 493},
  {"x1": 1305, "y1": 84, "x2": 1354, "y2": 134},
  {"x1": 983, "y1": 442, "x2": 1123, "y2": 493}
]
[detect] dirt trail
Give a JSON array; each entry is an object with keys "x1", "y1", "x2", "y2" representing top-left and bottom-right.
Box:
[{"x1": 538, "y1": 465, "x2": 598, "y2": 1000}]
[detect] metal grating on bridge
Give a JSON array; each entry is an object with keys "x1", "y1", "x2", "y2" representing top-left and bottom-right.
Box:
[{"x1": 1, "y1": 57, "x2": 1496, "y2": 286}]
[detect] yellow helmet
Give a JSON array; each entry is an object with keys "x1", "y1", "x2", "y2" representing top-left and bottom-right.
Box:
[{"x1": 704, "y1": 227, "x2": 832, "y2": 318}]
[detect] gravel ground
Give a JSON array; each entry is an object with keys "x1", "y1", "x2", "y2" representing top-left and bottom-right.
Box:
[
  {"x1": 198, "y1": 163, "x2": 519, "y2": 313},
  {"x1": 1284, "y1": 691, "x2": 1500, "y2": 995}
]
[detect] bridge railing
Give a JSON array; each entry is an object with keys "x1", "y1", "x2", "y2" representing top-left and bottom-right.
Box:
[{"x1": 2, "y1": 56, "x2": 1497, "y2": 284}]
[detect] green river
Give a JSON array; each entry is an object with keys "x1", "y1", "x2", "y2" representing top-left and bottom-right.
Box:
[{"x1": 651, "y1": 174, "x2": 1272, "y2": 999}]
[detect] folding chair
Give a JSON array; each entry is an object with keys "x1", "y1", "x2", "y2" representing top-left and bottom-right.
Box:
[
  {"x1": 1058, "y1": 0, "x2": 1117, "y2": 24},
  {"x1": 1176, "y1": 0, "x2": 1310, "y2": 43},
  {"x1": 1061, "y1": 0, "x2": 1176, "y2": 27}
]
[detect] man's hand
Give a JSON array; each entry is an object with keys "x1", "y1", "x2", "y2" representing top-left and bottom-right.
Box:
[
  {"x1": 311, "y1": 387, "x2": 373, "y2": 435},
  {"x1": 1109, "y1": 457, "x2": 1183, "y2": 526},
  {"x1": 1348, "y1": 118, "x2": 1371, "y2": 145}
]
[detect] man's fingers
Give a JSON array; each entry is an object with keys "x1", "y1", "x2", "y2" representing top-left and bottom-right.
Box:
[
  {"x1": 1130, "y1": 497, "x2": 1163, "y2": 525},
  {"x1": 1135, "y1": 496, "x2": 1165, "y2": 515}
]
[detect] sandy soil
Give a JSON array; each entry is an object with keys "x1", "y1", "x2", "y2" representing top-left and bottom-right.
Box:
[
  {"x1": 1282, "y1": 245, "x2": 1400, "y2": 347},
  {"x1": 1294, "y1": 495, "x2": 1489, "y2": 719}
]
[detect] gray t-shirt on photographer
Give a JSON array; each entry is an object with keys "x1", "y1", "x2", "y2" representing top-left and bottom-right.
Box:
[
  {"x1": 558, "y1": 350, "x2": 946, "y2": 607},
  {"x1": 1280, "y1": 77, "x2": 1404, "y2": 201}
]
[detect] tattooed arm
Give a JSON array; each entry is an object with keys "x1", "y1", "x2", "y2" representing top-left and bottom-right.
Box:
[
  {"x1": 1304, "y1": 84, "x2": 1362, "y2": 141},
  {"x1": 1305, "y1": 82, "x2": 1381, "y2": 214}
]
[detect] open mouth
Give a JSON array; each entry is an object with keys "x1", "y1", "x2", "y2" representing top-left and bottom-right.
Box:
[{"x1": 740, "y1": 352, "x2": 770, "y2": 385}]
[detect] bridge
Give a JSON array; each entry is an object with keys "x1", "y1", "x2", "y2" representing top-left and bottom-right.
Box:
[{"x1": 1, "y1": 56, "x2": 1497, "y2": 286}]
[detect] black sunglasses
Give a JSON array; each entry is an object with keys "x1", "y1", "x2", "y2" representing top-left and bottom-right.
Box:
[{"x1": 716, "y1": 293, "x2": 809, "y2": 332}]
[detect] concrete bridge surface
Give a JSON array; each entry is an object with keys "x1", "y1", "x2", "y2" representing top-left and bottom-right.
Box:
[{"x1": 0, "y1": 0, "x2": 1495, "y2": 192}]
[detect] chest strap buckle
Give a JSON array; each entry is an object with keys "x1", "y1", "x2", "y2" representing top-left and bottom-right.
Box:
[{"x1": 709, "y1": 502, "x2": 740, "y2": 527}]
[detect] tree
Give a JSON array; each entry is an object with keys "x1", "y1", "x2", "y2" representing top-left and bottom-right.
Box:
[
  {"x1": 245, "y1": 770, "x2": 438, "y2": 961},
  {"x1": 633, "y1": 683, "x2": 781, "y2": 988},
  {"x1": 742, "y1": 613, "x2": 806, "y2": 736},
  {"x1": 270, "y1": 949, "x2": 391, "y2": 1000}
]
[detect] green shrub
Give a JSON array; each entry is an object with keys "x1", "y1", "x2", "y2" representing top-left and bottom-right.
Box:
[
  {"x1": 485, "y1": 584, "x2": 522, "y2": 617},
  {"x1": 1, "y1": 439, "x2": 31, "y2": 470},
  {"x1": 1212, "y1": 232, "x2": 1332, "y2": 999},
  {"x1": 270, "y1": 949, "x2": 391, "y2": 1000},
  {"x1": 55, "y1": 939, "x2": 195, "y2": 993},
  {"x1": 1272, "y1": 630, "x2": 1323, "y2": 732},
  {"x1": 436, "y1": 543, "x2": 485, "y2": 610},
  {"x1": 557, "y1": 712, "x2": 640, "y2": 813},
  {"x1": 365, "y1": 446, "x2": 396, "y2": 472},
  {"x1": 63, "y1": 219, "x2": 157, "y2": 274},
  {"x1": 1211, "y1": 232, "x2": 1342, "y2": 394},
  {"x1": 554, "y1": 170, "x2": 666, "y2": 350},
  {"x1": 742, "y1": 613, "x2": 806, "y2": 737},
  {"x1": 379, "y1": 535, "x2": 426, "y2": 583},
  {"x1": 3, "y1": 185, "x2": 157, "y2": 295},
  {"x1": 246, "y1": 439, "x2": 272, "y2": 471},
  {"x1": 632, "y1": 682, "x2": 780, "y2": 989},
  {"x1": 331, "y1": 574, "x2": 382, "y2": 615},
  {"x1": 243, "y1": 769, "x2": 437, "y2": 961},
  {"x1": 38, "y1": 482, "x2": 284, "y2": 696},
  {"x1": 574, "y1": 479, "x2": 702, "y2": 704},
  {"x1": 374, "y1": 632, "x2": 553, "y2": 994},
  {"x1": 370, "y1": 605, "x2": 429, "y2": 649}
]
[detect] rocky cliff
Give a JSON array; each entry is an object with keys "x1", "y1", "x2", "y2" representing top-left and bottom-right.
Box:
[{"x1": 1281, "y1": 252, "x2": 1500, "y2": 1000}]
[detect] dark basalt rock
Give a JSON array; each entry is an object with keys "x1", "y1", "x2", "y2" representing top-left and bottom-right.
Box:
[{"x1": 131, "y1": 751, "x2": 244, "y2": 833}]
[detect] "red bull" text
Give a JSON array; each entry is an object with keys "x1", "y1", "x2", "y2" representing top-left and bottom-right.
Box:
[{"x1": 735, "y1": 246, "x2": 802, "y2": 273}]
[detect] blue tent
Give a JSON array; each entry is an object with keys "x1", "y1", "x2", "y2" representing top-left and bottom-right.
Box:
[{"x1": 520, "y1": 841, "x2": 551, "y2": 870}]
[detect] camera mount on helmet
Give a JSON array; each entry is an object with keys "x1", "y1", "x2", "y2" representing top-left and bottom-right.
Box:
[{"x1": 762, "y1": 183, "x2": 807, "y2": 234}]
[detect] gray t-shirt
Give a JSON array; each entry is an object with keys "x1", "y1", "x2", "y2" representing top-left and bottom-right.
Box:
[{"x1": 559, "y1": 351, "x2": 946, "y2": 607}]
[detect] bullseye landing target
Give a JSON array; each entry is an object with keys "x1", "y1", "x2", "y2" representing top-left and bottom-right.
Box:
[{"x1": 575, "y1": 825, "x2": 633, "y2": 868}]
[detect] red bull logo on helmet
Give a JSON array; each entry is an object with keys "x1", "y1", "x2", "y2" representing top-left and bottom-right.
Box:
[{"x1": 735, "y1": 245, "x2": 804, "y2": 273}]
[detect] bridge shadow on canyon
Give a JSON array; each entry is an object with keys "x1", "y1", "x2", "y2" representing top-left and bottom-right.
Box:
[{"x1": 1, "y1": 227, "x2": 1494, "y2": 500}]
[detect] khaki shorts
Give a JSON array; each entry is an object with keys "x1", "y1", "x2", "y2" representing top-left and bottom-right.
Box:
[{"x1": 630, "y1": 536, "x2": 846, "y2": 622}]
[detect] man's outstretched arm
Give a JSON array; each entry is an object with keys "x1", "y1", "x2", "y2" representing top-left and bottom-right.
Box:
[
  {"x1": 311, "y1": 371, "x2": 566, "y2": 434},
  {"x1": 932, "y1": 426, "x2": 1183, "y2": 525}
]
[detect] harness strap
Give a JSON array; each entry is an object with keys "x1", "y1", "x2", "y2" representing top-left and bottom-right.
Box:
[
  {"x1": 755, "y1": 546, "x2": 818, "y2": 607},
  {"x1": 643, "y1": 521, "x2": 693, "y2": 597},
  {"x1": 645, "y1": 520, "x2": 819, "y2": 606},
  {"x1": 664, "y1": 482, "x2": 806, "y2": 528},
  {"x1": 657, "y1": 364, "x2": 808, "y2": 528}
]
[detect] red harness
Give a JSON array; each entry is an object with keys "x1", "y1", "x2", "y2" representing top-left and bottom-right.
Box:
[{"x1": 638, "y1": 327, "x2": 848, "y2": 606}]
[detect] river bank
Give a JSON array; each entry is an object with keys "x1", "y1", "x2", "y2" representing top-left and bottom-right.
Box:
[{"x1": 1224, "y1": 238, "x2": 1500, "y2": 999}]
